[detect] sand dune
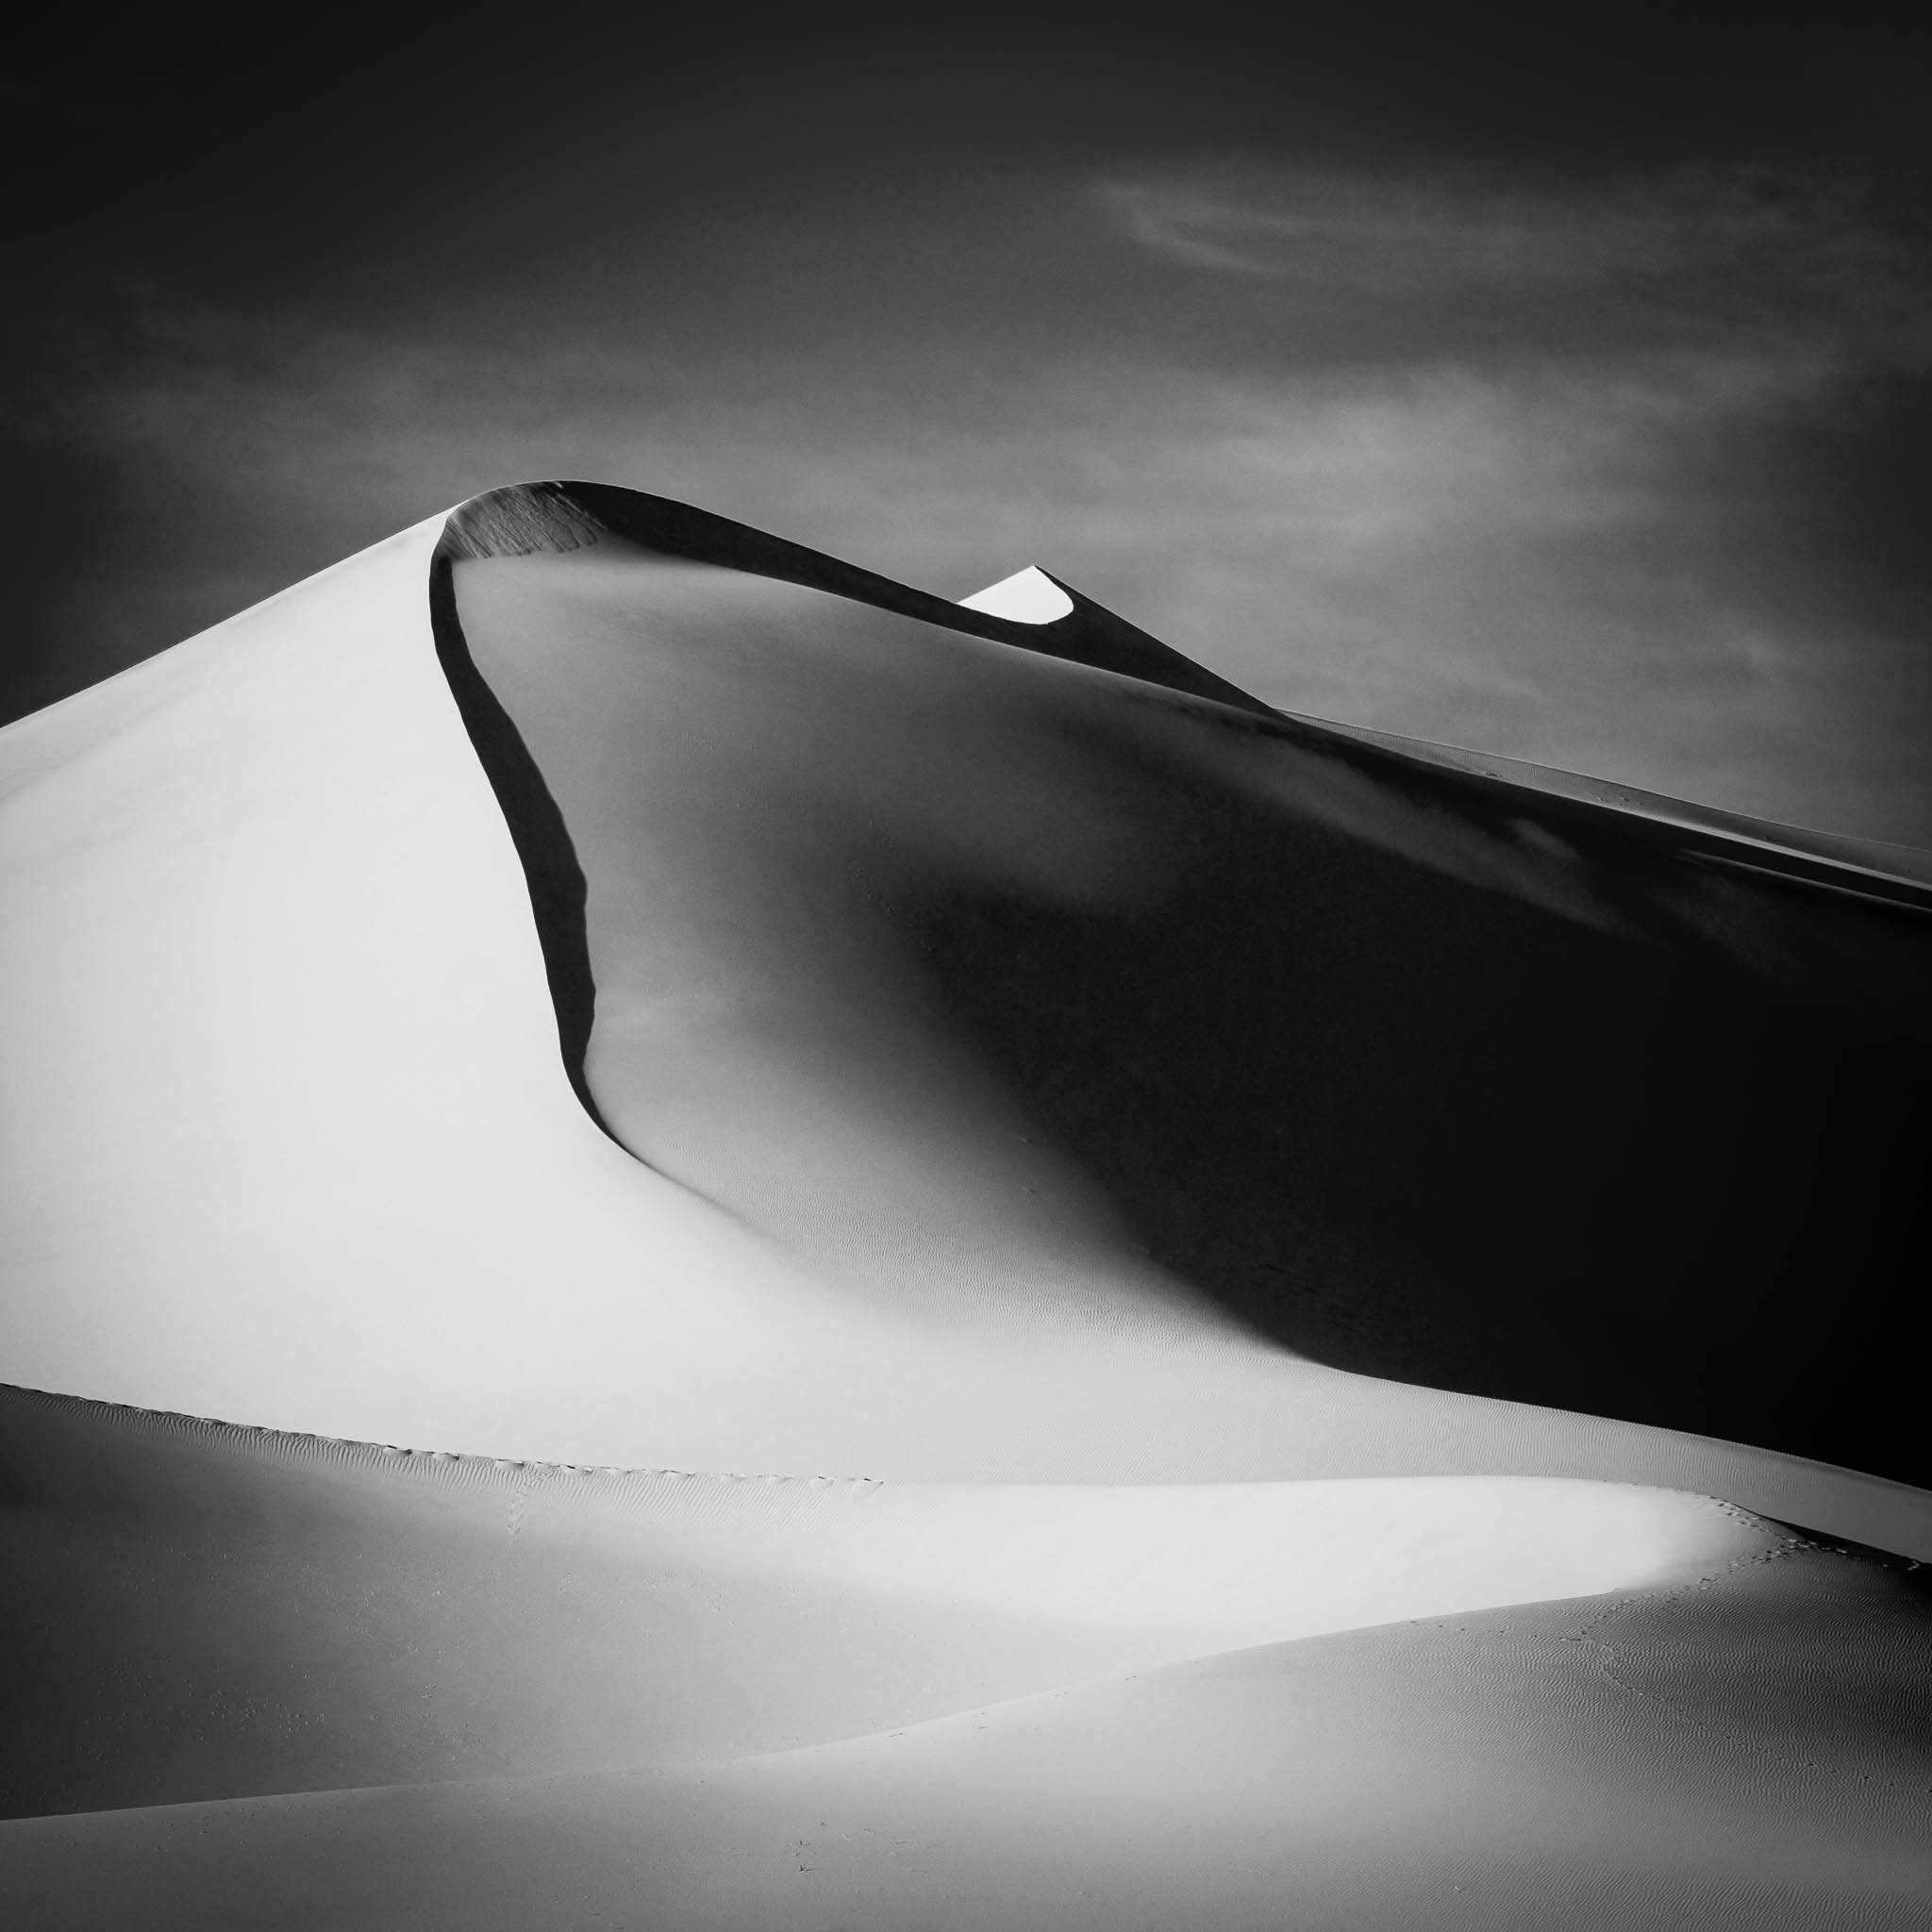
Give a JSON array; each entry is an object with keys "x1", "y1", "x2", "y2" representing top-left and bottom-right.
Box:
[
  {"x1": 2, "y1": 481, "x2": 1928, "y2": 1924},
  {"x1": 0, "y1": 1387, "x2": 1755, "y2": 1820},
  {"x1": 5, "y1": 1424, "x2": 1925, "y2": 1928}
]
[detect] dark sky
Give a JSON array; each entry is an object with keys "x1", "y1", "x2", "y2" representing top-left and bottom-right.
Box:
[{"x1": 6, "y1": 4, "x2": 1929, "y2": 841}]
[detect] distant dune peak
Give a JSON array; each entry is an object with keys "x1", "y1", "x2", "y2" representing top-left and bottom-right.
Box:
[{"x1": 958, "y1": 566, "x2": 1076, "y2": 625}]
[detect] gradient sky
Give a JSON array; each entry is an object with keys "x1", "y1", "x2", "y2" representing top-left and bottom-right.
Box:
[{"x1": 6, "y1": 5, "x2": 1929, "y2": 841}]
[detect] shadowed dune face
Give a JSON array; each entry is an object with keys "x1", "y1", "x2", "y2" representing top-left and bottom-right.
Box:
[{"x1": 441, "y1": 486, "x2": 1931, "y2": 1484}]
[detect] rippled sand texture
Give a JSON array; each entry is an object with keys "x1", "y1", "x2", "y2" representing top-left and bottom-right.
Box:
[{"x1": 2, "y1": 483, "x2": 1928, "y2": 1927}]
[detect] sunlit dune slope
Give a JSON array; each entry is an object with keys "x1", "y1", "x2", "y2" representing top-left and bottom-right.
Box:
[
  {"x1": 0, "y1": 1385, "x2": 1754, "y2": 1820},
  {"x1": 442, "y1": 482, "x2": 1932, "y2": 1484}
]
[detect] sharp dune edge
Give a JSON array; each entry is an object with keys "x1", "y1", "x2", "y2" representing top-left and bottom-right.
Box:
[{"x1": 2, "y1": 483, "x2": 1927, "y2": 1926}]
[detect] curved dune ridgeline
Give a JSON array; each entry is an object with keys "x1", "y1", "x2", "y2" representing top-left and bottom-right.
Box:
[{"x1": 440, "y1": 483, "x2": 1932, "y2": 1487}]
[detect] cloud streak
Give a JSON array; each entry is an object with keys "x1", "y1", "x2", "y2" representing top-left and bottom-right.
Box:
[{"x1": 1099, "y1": 160, "x2": 1932, "y2": 376}]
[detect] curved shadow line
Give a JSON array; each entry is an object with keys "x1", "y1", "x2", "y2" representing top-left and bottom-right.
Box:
[
  {"x1": 426, "y1": 542, "x2": 622, "y2": 1150},
  {"x1": 440, "y1": 483, "x2": 1932, "y2": 917},
  {"x1": 426, "y1": 497, "x2": 791, "y2": 1224},
  {"x1": 424, "y1": 475, "x2": 1281, "y2": 1165}
]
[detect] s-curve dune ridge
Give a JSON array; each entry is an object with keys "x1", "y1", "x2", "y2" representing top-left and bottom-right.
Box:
[{"x1": 2, "y1": 481, "x2": 1927, "y2": 1928}]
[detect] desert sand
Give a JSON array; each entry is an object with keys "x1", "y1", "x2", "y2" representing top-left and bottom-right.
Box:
[{"x1": 2, "y1": 481, "x2": 1927, "y2": 1926}]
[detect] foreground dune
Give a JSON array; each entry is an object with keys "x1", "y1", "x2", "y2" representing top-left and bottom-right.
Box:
[
  {"x1": 0, "y1": 1388, "x2": 1757, "y2": 1816},
  {"x1": 4, "y1": 1396, "x2": 1926, "y2": 1930},
  {"x1": 2, "y1": 483, "x2": 1927, "y2": 1924}
]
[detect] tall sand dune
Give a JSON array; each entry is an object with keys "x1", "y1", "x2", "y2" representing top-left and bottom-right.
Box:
[{"x1": 2, "y1": 482, "x2": 1927, "y2": 1925}]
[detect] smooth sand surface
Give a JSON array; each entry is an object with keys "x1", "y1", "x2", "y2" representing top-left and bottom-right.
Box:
[
  {"x1": 0, "y1": 1388, "x2": 1756, "y2": 1819},
  {"x1": 5, "y1": 1415, "x2": 1926, "y2": 1928},
  {"x1": 2, "y1": 480, "x2": 1927, "y2": 1924}
]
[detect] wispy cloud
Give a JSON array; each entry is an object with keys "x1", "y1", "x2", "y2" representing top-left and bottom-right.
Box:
[{"x1": 1099, "y1": 161, "x2": 1932, "y2": 375}]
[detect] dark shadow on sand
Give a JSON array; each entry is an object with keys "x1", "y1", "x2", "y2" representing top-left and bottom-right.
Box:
[
  {"x1": 895, "y1": 759, "x2": 1929, "y2": 1485},
  {"x1": 427, "y1": 543, "x2": 614, "y2": 1142},
  {"x1": 428, "y1": 482, "x2": 1932, "y2": 1488}
]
